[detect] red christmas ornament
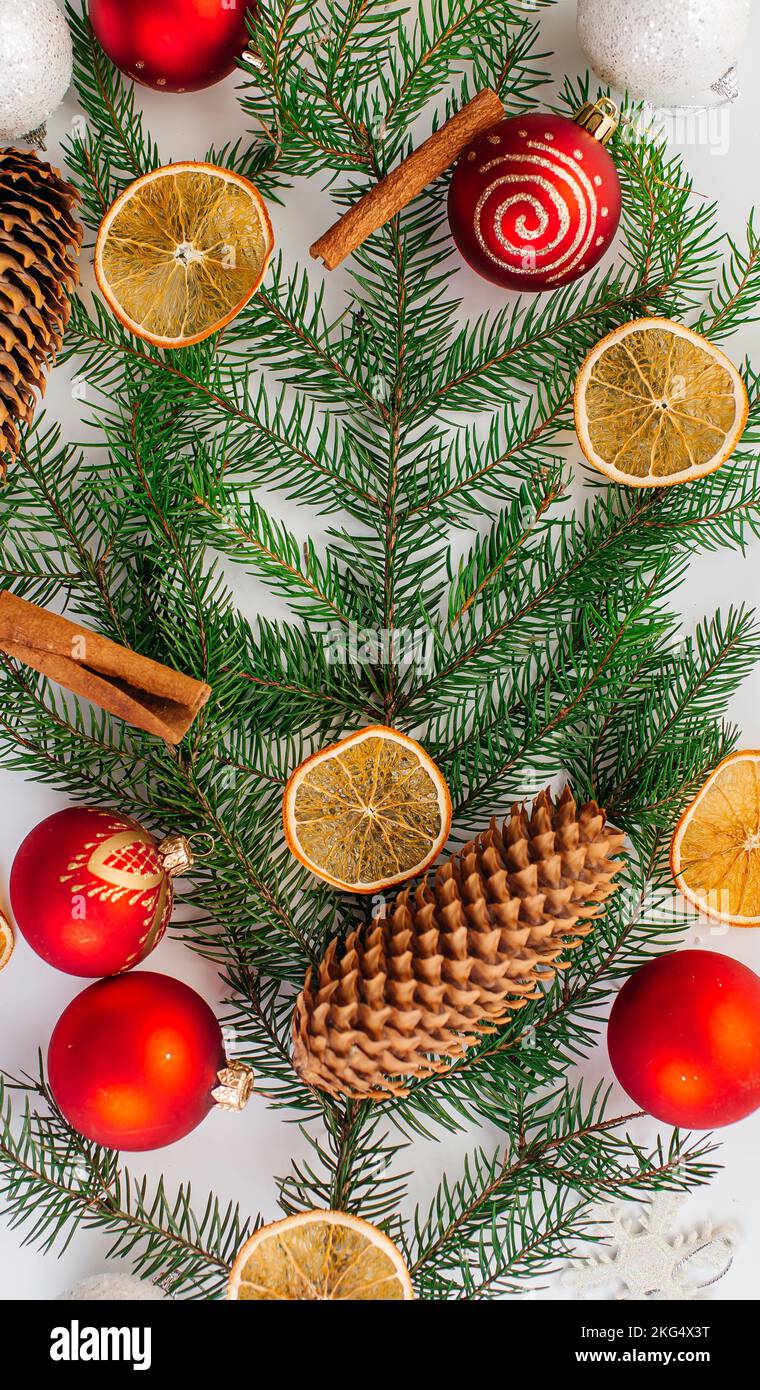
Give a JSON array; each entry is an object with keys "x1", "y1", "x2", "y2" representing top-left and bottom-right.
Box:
[
  {"x1": 448, "y1": 99, "x2": 622, "y2": 292},
  {"x1": 88, "y1": 0, "x2": 256, "y2": 93},
  {"x1": 608, "y1": 950, "x2": 760, "y2": 1129},
  {"x1": 10, "y1": 807, "x2": 194, "y2": 977},
  {"x1": 48, "y1": 971, "x2": 228, "y2": 1150}
]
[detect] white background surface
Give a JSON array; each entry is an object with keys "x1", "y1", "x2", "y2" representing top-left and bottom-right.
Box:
[{"x1": 2, "y1": 0, "x2": 760, "y2": 1300}]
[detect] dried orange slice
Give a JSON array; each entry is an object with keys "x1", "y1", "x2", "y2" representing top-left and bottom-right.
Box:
[
  {"x1": 0, "y1": 910, "x2": 14, "y2": 971},
  {"x1": 574, "y1": 318, "x2": 748, "y2": 487},
  {"x1": 671, "y1": 751, "x2": 760, "y2": 926},
  {"x1": 227, "y1": 1210, "x2": 414, "y2": 1301},
  {"x1": 283, "y1": 725, "x2": 452, "y2": 894},
  {"x1": 94, "y1": 162, "x2": 274, "y2": 349}
]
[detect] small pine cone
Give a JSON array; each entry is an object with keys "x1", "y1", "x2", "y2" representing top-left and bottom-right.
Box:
[
  {"x1": 0, "y1": 148, "x2": 82, "y2": 473},
  {"x1": 292, "y1": 787, "x2": 626, "y2": 1101}
]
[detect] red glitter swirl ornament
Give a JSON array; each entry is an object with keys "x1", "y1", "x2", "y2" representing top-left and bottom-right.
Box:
[{"x1": 448, "y1": 99, "x2": 622, "y2": 292}]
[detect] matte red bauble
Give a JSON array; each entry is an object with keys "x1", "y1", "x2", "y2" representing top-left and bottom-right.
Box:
[
  {"x1": 608, "y1": 950, "x2": 760, "y2": 1129},
  {"x1": 10, "y1": 807, "x2": 179, "y2": 977},
  {"x1": 448, "y1": 100, "x2": 622, "y2": 292},
  {"x1": 88, "y1": 0, "x2": 255, "y2": 93},
  {"x1": 48, "y1": 972, "x2": 227, "y2": 1150}
]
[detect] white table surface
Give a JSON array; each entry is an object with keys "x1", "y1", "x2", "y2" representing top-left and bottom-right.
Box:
[{"x1": 2, "y1": 0, "x2": 760, "y2": 1301}]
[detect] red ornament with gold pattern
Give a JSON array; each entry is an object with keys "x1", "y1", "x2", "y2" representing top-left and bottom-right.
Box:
[
  {"x1": 447, "y1": 98, "x2": 622, "y2": 292},
  {"x1": 87, "y1": 0, "x2": 256, "y2": 94},
  {"x1": 10, "y1": 807, "x2": 205, "y2": 977},
  {"x1": 48, "y1": 971, "x2": 254, "y2": 1150}
]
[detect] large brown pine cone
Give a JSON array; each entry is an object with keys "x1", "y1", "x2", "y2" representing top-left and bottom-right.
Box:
[
  {"x1": 292, "y1": 787, "x2": 626, "y2": 1100},
  {"x1": 0, "y1": 149, "x2": 82, "y2": 472}
]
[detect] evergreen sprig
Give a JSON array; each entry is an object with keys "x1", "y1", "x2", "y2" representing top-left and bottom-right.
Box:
[
  {"x1": 1, "y1": 0, "x2": 758, "y2": 1297},
  {"x1": 0, "y1": 1068, "x2": 253, "y2": 1297}
]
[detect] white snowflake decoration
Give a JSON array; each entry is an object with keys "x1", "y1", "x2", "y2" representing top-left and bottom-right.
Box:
[
  {"x1": 563, "y1": 1194, "x2": 737, "y2": 1300},
  {"x1": 57, "y1": 1273, "x2": 166, "y2": 1302}
]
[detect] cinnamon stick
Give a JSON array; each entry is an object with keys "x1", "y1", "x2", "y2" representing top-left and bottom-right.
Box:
[
  {"x1": 310, "y1": 88, "x2": 505, "y2": 270},
  {"x1": 0, "y1": 591, "x2": 211, "y2": 744}
]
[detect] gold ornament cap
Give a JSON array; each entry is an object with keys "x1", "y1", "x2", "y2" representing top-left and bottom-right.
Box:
[
  {"x1": 156, "y1": 830, "x2": 215, "y2": 878},
  {"x1": 157, "y1": 833, "x2": 194, "y2": 877},
  {"x1": 212, "y1": 1061, "x2": 255, "y2": 1112},
  {"x1": 574, "y1": 97, "x2": 619, "y2": 145}
]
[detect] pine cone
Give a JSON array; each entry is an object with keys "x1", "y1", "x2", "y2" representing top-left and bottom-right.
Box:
[
  {"x1": 0, "y1": 149, "x2": 82, "y2": 473},
  {"x1": 292, "y1": 787, "x2": 626, "y2": 1100}
]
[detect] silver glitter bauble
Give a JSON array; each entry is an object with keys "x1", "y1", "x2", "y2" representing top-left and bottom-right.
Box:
[
  {"x1": 577, "y1": 0, "x2": 751, "y2": 107},
  {"x1": 57, "y1": 1273, "x2": 167, "y2": 1302},
  {"x1": 0, "y1": 0, "x2": 73, "y2": 142}
]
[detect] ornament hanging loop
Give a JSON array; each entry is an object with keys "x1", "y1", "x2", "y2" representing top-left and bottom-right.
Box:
[
  {"x1": 187, "y1": 831, "x2": 216, "y2": 861},
  {"x1": 673, "y1": 1231, "x2": 737, "y2": 1291},
  {"x1": 156, "y1": 830, "x2": 215, "y2": 876},
  {"x1": 574, "y1": 96, "x2": 620, "y2": 144}
]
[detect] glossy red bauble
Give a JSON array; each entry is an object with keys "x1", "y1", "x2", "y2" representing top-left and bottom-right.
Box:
[
  {"x1": 448, "y1": 112, "x2": 621, "y2": 291},
  {"x1": 11, "y1": 807, "x2": 173, "y2": 977},
  {"x1": 48, "y1": 971, "x2": 226, "y2": 1150},
  {"x1": 608, "y1": 950, "x2": 760, "y2": 1129},
  {"x1": 88, "y1": 0, "x2": 255, "y2": 93}
]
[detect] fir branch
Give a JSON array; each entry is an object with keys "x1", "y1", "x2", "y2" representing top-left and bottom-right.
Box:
[
  {"x1": 278, "y1": 1107, "x2": 410, "y2": 1222},
  {"x1": 3, "y1": 0, "x2": 759, "y2": 1296},
  {"x1": 696, "y1": 211, "x2": 760, "y2": 341},
  {"x1": 407, "y1": 1089, "x2": 718, "y2": 1298},
  {"x1": 189, "y1": 470, "x2": 370, "y2": 628},
  {"x1": 63, "y1": 1, "x2": 161, "y2": 228},
  {"x1": 0, "y1": 1069, "x2": 252, "y2": 1298}
]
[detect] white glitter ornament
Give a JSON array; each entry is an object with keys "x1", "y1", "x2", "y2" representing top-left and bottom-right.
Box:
[
  {"x1": 563, "y1": 1195, "x2": 737, "y2": 1300},
  {"x1": 577, "y1": 0, "x2": 751, "y2": 108},
  {"x1": 57, "y1": 1273, "x2": 167, "y2": 1301},
  {"x1": 0, "y1": 0, "x2": 73, "y2": 142}
]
